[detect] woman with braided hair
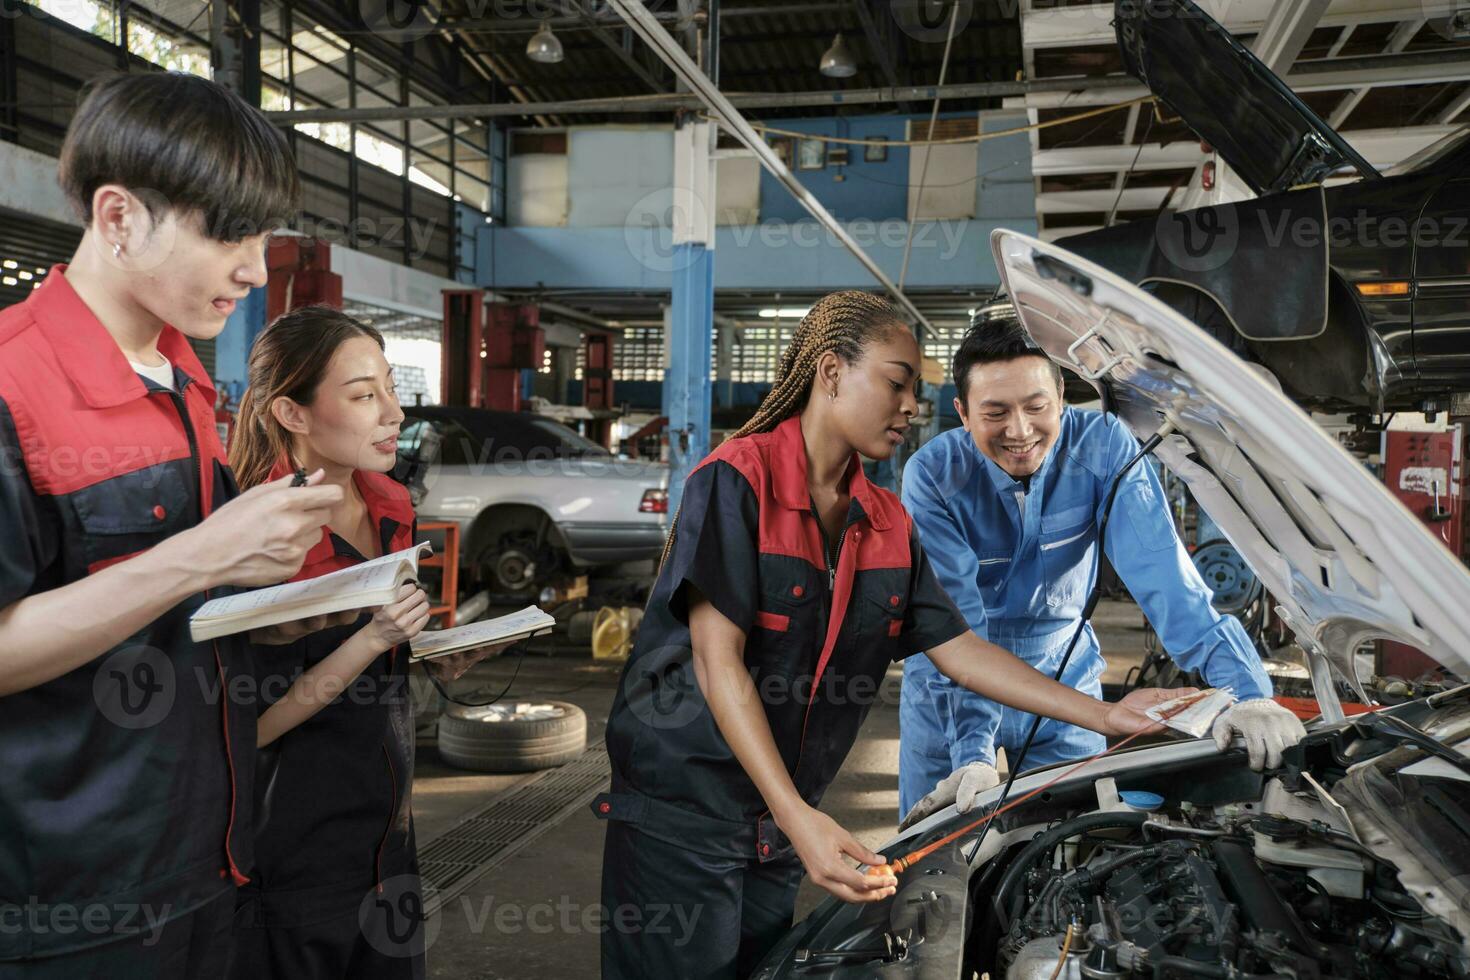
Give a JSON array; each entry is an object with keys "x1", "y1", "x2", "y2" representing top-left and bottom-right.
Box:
[{"x1": 594, "y1": 290, "x2": 1179, "y2": 979}]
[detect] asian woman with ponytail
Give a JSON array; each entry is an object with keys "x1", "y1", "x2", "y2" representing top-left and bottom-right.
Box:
[
  {"x1": 595, "y1": 291, "x2": 1182, "y2": 979},
  {"x1": 225, "y1": 306, "x2": 506, "y2": 980}
]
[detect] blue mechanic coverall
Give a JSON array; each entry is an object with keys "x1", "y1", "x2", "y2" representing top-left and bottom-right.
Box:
[{"x1": 897, "y1": 406, "x2": 1272, "y2": 817}]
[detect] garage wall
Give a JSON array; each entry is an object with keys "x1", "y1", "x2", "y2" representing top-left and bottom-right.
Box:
[
  {"x1": 908, "y1": 144, "x2": 978, "y2": 220},
  {"x1": 756, "y1": 114, "x2": 913, "y2": 224},
  {"x1": 480, "y1": 110, "x2": 1039, "y2": 291},
  {"x1": 977, "y1": 111, "x2": 1036, "y2": 224},
  {"x1": 507, "y1": 152, "x2": 570, "y2": 227},
  {"x1": 714, "y1": 155, "x2": 761, "y2": 225},
  {"x1": 509, "y1": 127, "x2": 762, "y2": 229},
  {"x1": 567, "y1": 128, "x2": 674, "y2": 227},
  {"x1": 501, "y1": 111, "x2": 1027, "y2": 231}
]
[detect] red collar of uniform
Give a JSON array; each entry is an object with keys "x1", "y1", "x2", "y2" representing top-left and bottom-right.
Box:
[
  {"x1": 30, "y1": 265, "x2": 216, "y2": 409},
  {"x1": 768, "y1": 415, "x2": 890, "y2": 530},
  {"x1": 266, "y1": 457, "x2": 415, "y2": 563}
]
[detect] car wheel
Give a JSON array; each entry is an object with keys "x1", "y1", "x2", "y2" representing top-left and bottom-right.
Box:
[
  {"x1": 436, "y1": 700, "x2": 588, "y2": 772},
  {"x1": 481, "y1": 530, "x2": 562, "y2": 597},
  {"x1": 488, "y1": 542, "x2": 539, "y2": 595}
]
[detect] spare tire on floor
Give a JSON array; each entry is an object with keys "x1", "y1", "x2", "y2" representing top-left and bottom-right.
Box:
[{"x1": 437, "y1": 700, "x2": 587, "y2": 773}]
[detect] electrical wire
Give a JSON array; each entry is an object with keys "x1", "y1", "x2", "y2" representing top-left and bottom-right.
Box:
[
  {"x1": 1049, "y1": 923, "x2": 1076, "y2": 980},
  {"x1": 898, "y1": 0, "x2": 960, "y2": 297},
  {"x1": 421, "y1": 642, "x2": 528, "y2": 707},
  {"x1": 1104, "y1": 107, "x2": 1154, "y2": 228}
]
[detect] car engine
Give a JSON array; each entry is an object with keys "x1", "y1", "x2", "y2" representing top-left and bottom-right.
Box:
[{"x1": 994, "y1": 778, "x2": 1469, "y2": 980}]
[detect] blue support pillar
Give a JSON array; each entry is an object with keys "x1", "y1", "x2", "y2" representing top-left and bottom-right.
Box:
[
  {"x1": 663, "y1": 119, "x2": 718, "y2": 518},
  {"x1": 665, "y1": 242, "x2": 714, "y2": 516},
  {"x1": 212, "y1": 283, "x2": 268, "y2": 407}
]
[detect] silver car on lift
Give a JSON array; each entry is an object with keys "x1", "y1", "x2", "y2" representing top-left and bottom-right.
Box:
[{"x1": 399, "y1": 406, "x2": 669, "y2": 597}]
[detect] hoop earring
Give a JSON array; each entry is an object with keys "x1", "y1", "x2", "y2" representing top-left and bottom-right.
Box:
[{"x1": 829, "y1": 386, "x2": 838, "y2": 401}]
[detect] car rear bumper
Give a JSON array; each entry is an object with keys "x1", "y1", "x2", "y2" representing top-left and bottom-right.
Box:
[{"x1": 560, "y1": 521, "x2": 668, "y2": 565}]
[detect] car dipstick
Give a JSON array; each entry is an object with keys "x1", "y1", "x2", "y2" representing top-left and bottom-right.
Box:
[{"x1": 866, "y1": 689, "x2": 1216, "y2": 879}]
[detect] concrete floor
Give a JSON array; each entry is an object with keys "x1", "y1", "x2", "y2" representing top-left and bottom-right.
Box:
[{"x1": 414, "y1": 599, "x2": 1153, "y2": 978}]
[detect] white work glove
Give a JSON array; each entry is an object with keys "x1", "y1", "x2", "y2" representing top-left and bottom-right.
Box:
[
  {"x1": 1211, "y1": 698, "x2": 1307, "y2": 771},
  {"x1": 898, "y1": 761, "x2": 1000, "y2": 831}
]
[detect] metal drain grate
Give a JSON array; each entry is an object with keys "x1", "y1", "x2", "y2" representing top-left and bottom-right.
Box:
[{"x1": 418, "y1": 746, "x2": 610, "y2": 909}]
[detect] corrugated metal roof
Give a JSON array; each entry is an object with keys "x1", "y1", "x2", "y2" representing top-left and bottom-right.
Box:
[{"x1": 448, "y1": 0, "x2": 1024, "y2": 123}]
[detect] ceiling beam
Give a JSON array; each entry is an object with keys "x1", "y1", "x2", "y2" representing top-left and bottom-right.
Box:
[
  {"x1": 265, "y1": 74, "x2": 1142, "y2": 123},
  {"x1": 1437, "y1": 84, "x2": 1470, "y2": 123},
  {"x1": 565, "y1": 0, "x2": 669, "y2": 92},
  {"x1": 437, "y1": 1, "x2": 851, "y2": 32},
  {"x1": 1022, "y1": 0, "x2": 1427, "y2": 49},
  {"x1": 1329, "y1": 15, "x2": 1424, "y2": 126},
  {"x1": 1006, "y1": 48, "x2": 1470, "y2": 108},
  {"x1": 1251, "y1": 0, "x2": 1331, "y2": 73},
  {"x1": 1037, "y1": 186, "x2": 1172, "y2": 214},
  {"x1": 1326, "y1": 23, "x2": 1357, "y2": 57},
  {"x1": 1039, "y1": 225, "x2": 1103, "y2": 241},
  {"x1": 1033, "y1": 140, "x2": 1206, "y2": 177},
  {"x1": 851, "y1": 0, "x2": 903, "y2": 90},
  {"x1": 1031, "y1": 124, "x2": 1460, "y2": 176}
]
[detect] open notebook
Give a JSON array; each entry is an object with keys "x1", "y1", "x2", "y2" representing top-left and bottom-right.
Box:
[
  {"x1": 190, "y1": 543, "x2": 432, "y2": 642},
  {"x1": 410, "y1": 605, "x2": 556, "y2": 662}
]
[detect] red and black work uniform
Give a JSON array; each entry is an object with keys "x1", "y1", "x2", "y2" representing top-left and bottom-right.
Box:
[
  {"x1": 0, "y1": 268, "x2": 252, "y2": 978},
  {"x1": 229, "y1": 457, "x2": 424, "y2": 980},
  {"x1": 596, "y1": 415, "x2": 971, "y2": 980}
]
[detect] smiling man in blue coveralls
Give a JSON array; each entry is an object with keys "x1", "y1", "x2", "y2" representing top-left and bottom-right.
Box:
[{"x1": 896, "y1": 306, "x2": 1307, "y2": 828}]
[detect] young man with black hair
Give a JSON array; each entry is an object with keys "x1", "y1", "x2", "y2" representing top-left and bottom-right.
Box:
[
  {"x1": 896, "y1": 304, "x2": 1305, "y2": 829},
  {"x1": 0, "y1": 71, "x2": 345, "y2": 976}
]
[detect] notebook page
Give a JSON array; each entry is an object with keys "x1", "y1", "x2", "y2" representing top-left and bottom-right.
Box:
[
  {"x1": 194, "y1": 543, "x2": 431, "y2": 623},
  {"x1": 410, "y1": 605, "x2": 554, "y2": 659}
]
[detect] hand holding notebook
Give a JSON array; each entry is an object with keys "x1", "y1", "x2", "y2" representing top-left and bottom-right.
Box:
[{"x1": 190, "y1": 543, "x2": 432, "y2": 642}]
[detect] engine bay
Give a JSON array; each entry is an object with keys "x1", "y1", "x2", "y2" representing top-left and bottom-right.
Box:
[
  {"x1": 990, "y1": 783, "x2": 1467, "y2": 979},
  {"x1": 751, "y1": 696, "x2": 1470, "y2": 980},
  {"x1": 978, "y1": 704, "x2": 1470, "y2": 980}
]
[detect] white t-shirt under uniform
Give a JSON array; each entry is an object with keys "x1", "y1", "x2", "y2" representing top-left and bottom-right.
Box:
[{"x1": 129, "y1": 353, "x2": 175, "y2": 391}]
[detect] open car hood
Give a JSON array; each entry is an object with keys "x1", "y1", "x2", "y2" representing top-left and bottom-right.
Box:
[
  {"x1": 1114, "y1": 0, "x2": 1379, "y2": 194},
  {"x1": 991, "y1": 229, "x2": 1470, "y2": 715}
]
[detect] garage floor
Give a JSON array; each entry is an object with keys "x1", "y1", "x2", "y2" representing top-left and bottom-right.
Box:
[{"x1": 415, "y1": 599, "x2": 1153, "y2": 978}]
